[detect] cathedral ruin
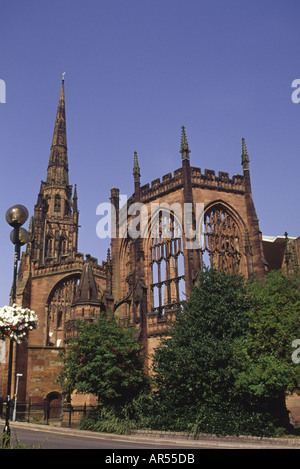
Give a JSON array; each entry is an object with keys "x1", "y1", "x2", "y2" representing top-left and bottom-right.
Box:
[{"x1": 0, "y1": 78, "x2": 297, "y2": 410}]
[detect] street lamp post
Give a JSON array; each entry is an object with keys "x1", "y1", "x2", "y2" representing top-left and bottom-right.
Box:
[
  {"x1": 12, "y1": 373, "x2": 23, "y2": 422},
  {"x1": 3, "y1": 205, "x2": 29, "y2": 444}
]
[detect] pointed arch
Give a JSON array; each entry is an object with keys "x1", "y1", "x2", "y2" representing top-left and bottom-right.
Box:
[
  {"x1": 45, "y1": 273, "x2": 81, "y2": 346},
  {"x1": 147, "y1": 205, "x2": 185, "y2": 317},
  {"x1": 118, "y1": 201, "x2": 185, "y2": 320},
  {"x1": 202, "y1": 200, "x2": 247, "y2": 274}
]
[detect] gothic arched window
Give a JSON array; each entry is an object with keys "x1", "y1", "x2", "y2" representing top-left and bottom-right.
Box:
[
  {"x1": 202, "y1": 204, "x2": 242, "y2": 274},
  {"x1": 150, "y1": 209, "x2": 185, "y2": 317},
  {"x1": 46, "y1": 275, "x2": 80, "y2": 346}
]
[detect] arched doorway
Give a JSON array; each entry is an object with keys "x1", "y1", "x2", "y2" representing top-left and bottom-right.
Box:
[{"x1": 45, "y1": 391, "x2": 62, "y2": 422}]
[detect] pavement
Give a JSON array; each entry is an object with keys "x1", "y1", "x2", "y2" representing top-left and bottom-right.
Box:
[{"x1": 1, "y1": 419, "x2": 300, "y2": 449}]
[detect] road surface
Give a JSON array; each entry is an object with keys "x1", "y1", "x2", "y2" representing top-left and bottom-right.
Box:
[
  {"x1": 2, "y1": 421, "x2": 300, "y2": 451},
  {"x1": 6, "y1": 422, "x2": 205, "y2": 451}
]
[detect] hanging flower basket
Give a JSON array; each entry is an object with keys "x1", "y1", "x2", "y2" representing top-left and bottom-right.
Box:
[{"x1": 0, "y1": 304, "x2": 38, "y2": 344}]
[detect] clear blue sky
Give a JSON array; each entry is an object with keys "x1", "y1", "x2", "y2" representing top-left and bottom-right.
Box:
[{"x1": 0, "y1": 0, "x2": 299, "y2": 306}]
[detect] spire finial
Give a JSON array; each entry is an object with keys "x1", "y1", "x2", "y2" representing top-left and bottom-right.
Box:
[
  {"x1": 180, "y1": 126, "x2": 190, "y2": 158},
  {"x1": 73, "y1": 184, "x2": 78, "y2": 212},
  {"x1": 107, "y1": 248, "x2": 111, "y2": 264},
  {"x1": 46, "y1": 79, "x2": 68, "y2": 184},
  {"x1": 133, "y1": 151, "x2": 141, "y2": 180},
  {"x1": 62, "y1": 72, "x2": 66, "y2": 82},
  {"x1": 241, "y1": 137, "x2": 250, "y2": 166}
]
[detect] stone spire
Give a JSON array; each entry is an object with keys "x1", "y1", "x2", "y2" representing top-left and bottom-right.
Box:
[
  {"x1": 32, "y1": 76, "x2": 79, "y2": 263},
  {"x1": 180, "y1": 125, "x2": 195, "y2": 294},
  {"x1": 46, "y1": 76, "x2": 69, "y2": 185},
  {"x1": 133, "y1": 151, "x2": 141, "y2": 201},
  {"x1": 180, "y1": 126, "x2": 191, "y2": 160},
  {"x1": 73, "y1": 184, "x2": 78, "y2": 212},
  {"x1": 133, "y1": 151, "x2": 141, "y2": 182},
  {"x1": 241, "y1": 137, "x2": 250, "y2": 169},
  {"x1": 180, "y1": 126, "x2": 192, "y2": 202}
]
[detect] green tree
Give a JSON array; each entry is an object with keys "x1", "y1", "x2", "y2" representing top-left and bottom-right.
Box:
[
  {"x1": 149, "y1": 268, "x2": 252, "y2": 433},
  {"x1": 149, "y1": 268, "x2": 300, "y2": 436},
  {"x1": 234, "y1": 270, "x2": 300, "y2": 428},
  {"x1": 59, "y1": 313, "x2": 149, "y2": 408}
]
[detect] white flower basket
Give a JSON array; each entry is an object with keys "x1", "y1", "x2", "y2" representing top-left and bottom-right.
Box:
[{"x1": 0, "y1": 304, "x2": 38, "y2": 344}]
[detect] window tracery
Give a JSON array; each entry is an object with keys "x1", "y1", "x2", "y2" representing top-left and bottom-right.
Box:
[
  {"x1": 150, "y1": 210, "x2": 185, "y2": 317},
  {"x1": 46, "y1": 275, "x2": 80, "y2": 346},
  {"x1": 202, "y1": 205, "x2": 242, "y2": 274}
]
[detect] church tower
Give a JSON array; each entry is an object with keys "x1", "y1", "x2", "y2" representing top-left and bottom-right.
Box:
[
  {"x1": 31, "y1": 76, "x2": 79, "y2": 264},
  {"x1": 7, "y1": 77, "x2": 108, "y2": 406}
]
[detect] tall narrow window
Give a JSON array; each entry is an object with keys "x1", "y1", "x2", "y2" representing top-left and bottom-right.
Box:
[
  {"x1": 54, "y1": 194, "x2": 61, "y2": 213},
  {"x1": 57, "y1": 311, "x2": 63, "y2": 329},
  {"x1": 59, "y1": 237, "x2": 68, "y2": 256},
  {"x1": 150, "y1": 210, "x2": 185, "y2": 317},
  {"x1": 45, "y1": 236, "x2": 54, "y2": 258}
]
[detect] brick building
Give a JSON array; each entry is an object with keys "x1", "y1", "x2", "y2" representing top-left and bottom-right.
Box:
[{"x1": 0, "y1": 78, "x2": 296, "y2": 410}]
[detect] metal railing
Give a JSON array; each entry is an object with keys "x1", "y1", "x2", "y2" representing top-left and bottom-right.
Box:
[{"x1": 0, "y1": 399, "x2": 94, "y2": 428}]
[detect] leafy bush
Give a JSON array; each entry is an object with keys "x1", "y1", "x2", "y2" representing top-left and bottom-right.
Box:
[
  {"x1": 148, "y1": 269, "x2": 300, "y2": 436},
  {"x1": 79, "y1": 405, "x2": 138, "y2": 435},
  {"x1": 190, "y1": 403, "x2": 278, "y2": 437},
  {"x1": 59, "y1": 313, "x2": 150, "y2": 407}
]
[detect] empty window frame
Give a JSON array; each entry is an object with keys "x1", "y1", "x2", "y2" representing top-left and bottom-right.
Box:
[{"x1": 150, "y1": 210, "x2": 185, "y2": 316}]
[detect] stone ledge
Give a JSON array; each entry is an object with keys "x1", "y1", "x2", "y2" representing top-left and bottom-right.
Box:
[{"x1": 130, "y1": 429, "x2": 300, "y2": 447}]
